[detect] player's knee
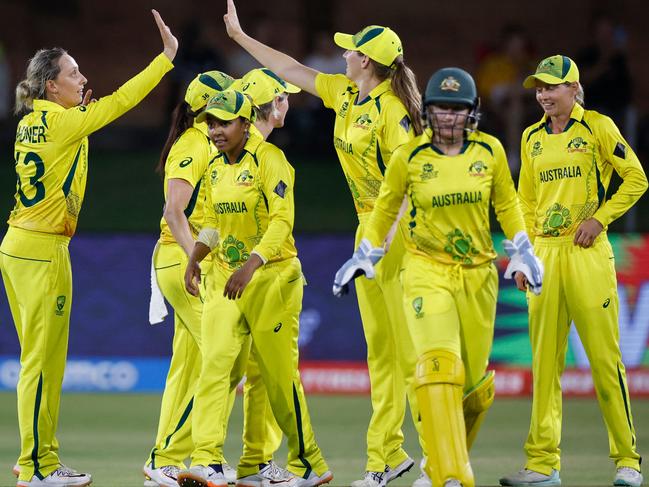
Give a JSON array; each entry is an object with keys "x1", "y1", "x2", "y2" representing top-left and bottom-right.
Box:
[{"x1": 415, "y1": 349, "x2": 465, "y2": 389}]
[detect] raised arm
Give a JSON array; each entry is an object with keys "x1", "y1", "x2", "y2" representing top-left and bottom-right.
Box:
[
  {"x1": 152, "y1": 9, "x2": 179, "y2": 62},
  {"x1": 53, "y1": 10, "x2": 177, "y2": 143},
  {"x1": 223, "y1": 0, "x2": 320, "y2": 96}
]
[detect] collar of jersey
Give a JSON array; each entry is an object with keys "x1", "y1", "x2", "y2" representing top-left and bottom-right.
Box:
[
  {"x1": 354, "y1": 78, "x2": 391, "y2": 105},
  {"x1": 33, "y1": 99, "x2": 66, "y2": 112},
  {"x1": 541, "y1": 102, "x2": 584, "y2": 134},
  {"x1": 220, "y1": 129, "x2": 264, "y2": 165},
  {"x1": 193, "y1": 119, "x2": 209, "y2": 137}
]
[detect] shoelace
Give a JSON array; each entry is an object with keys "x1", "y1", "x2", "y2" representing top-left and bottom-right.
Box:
[
  {"x1": 264, "y1": 462, "x2": 294, "y2": 481},
  {"x1": 53, "y1": 466, "x2": 81, "y2": 477},
  {"x1": 161, "y1": 466, "x2": 180, "y2": 480},
  {"x1": 365, "y1": 471, "x2": 385, "y2": 483}
]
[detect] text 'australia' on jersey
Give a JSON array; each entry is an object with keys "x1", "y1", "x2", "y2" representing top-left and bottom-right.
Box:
[
  {"x1": 519, "y1": 103, "x2": 648, "y2": 238},
  {"x1": 203, "y1": 130, "x2": 297, "y2": 271},
  {"x1": 315, "y1": 73, "x2": 414, "y2": 218},
  {"x1": 9, "y1": 53, "x2": 173, "y2": 237},
  {"x1": 365, "y1": 129, "x2": 525, "y2": 267}
]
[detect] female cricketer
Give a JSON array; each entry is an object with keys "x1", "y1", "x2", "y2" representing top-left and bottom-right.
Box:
[
  {"x1": 144, "y1": 70, "x2": 242, "y2": 487},
  {"x1": 499, "y1": 55, "x2": 647, "y2": 487},
  {"x1": 0, "y1": 10, "x2": 177, "y2": 487},
  {"x1": 223, "y1": 2, "x2": 423, "y2": 485},
  {"x1": 145, "y1": 68, "x2": 302, "y2": 487},
  {"x1": 177, "y1": 90, "x2": 331, "y2": 487},
  {"x1": 333, "y1": 67, "x2": 542, "y2": 487}
]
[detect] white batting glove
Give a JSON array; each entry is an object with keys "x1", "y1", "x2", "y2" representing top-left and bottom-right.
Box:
[
  {"x1": 332, "y1": 238, "x2": 385, "y2": 297},
  {"x1": 503, "y1": 231, "x2": 544, "y2": 295}
]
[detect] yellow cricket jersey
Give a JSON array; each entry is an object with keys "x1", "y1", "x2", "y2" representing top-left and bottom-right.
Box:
[
  {"x1": 9, "y1": 53, "x2": 173, "y2": 237},
  {"x1": 519, "y1": 103, "x2": 648, "y2": 239},
  {"x1": 203, "y1": 129, "x2": 297, "y2": 271},
  {"x1": 315, "y1": 73, "x2": 414, "y2": 219},
  {"x1": 365, "y1": 129, "x2": 525, "y2": 267},
  {"x1": 158, "y1": 120, "x2": 215, "y2": 244}
]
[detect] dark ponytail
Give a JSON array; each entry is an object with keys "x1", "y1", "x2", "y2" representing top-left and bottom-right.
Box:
[
  {"x1": 371, "y1": 56, "x2": 423, "y2": 136},
  {"x1": 156, "y1": 101, "x2": 196, "y2": 177}
]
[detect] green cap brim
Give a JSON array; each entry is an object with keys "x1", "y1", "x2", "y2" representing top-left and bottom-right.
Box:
[
  {"x1": 196, "y1": 107, "x2": 240, "y2": 123},
  {"x1": 523, "y1": 73, "x2": 565, "y2": 88},
  {"x1": 333, "y1": 32, "x2": 357, "y2": 51}
]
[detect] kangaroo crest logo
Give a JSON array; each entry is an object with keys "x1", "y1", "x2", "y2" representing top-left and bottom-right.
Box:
[
  {"x1": 412, "y1": 297, "x2": 424, "y2": 318},
  {"x1": 567, "y1": 137, "x2": 588, "y2": 153},
  {"x1": 469, "y1": 160, "x2": 488, "y2": 177},
  {"x1": 56, "y1": 296, "x2": 66, "y2": 316},
  {"x1": 236, "y1": 170, "x2": 254, "y2": 185},
  {"x1": 353, "y1": 113, "x2": 373, "y2": 130},
  {"x1": 440, "y1": 76, "x2": 460, "y2": 92},
  {"x1": 537, "y1": 58, "x2": 556, "y2": 73}
]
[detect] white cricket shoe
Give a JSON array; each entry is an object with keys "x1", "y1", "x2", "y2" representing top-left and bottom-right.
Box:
[
  {"x1": 177, "y1": 465, "x2": 228, "y2": 487},
  {"x1": 412, "y1": 458, "x2": 431, "y2": 487},
  {"x1": 16, "y1": 466, "x2": 92, "y2": 486},
  {"x1": 443, "y1": 480, "x2": 462, "y2": 487},
  {"x1": 223, "y1": 463, "x2": 237, "y2": 485},
  {"x1": 385, "y1": 458, "x2": 415, "y2": 484},
  {"x1": 499, "y1": 468, "x2": 561, "y2": 486},
  {"x1": 142, "y1": 464, "x2": 181, "y2": 487},
  {"x1": 295, "y1": 470, "x2": 333, "y2": 487},
  {"x1": 614, "y1": 467, "x2": 643, "y2": 487},
  {"x1": 236, "y1": 461, "x2": 300, "y2": 487},
  {"x1": 351, "y1": 471, "x2": 386, "y2": 487}
]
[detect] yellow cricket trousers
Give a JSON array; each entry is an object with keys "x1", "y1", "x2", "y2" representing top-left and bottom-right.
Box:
[
  {"x1": 190, "y1": 257, "x2": 329, "y2": 479},
  {"x1": 0, "y1": 226, "x2": 72, "y2": 482},
  {"x1": 148, "y1": 243, "x2": 278, "y2": 470},
  {"x1": 524, "y1": 234, "x2": 641, "y2": 474},
  {"x1": 355, "y1": 220, "x2": 421, "y2": 471},
  {"x1": 400, "y1": 254, "x2": 498, "y2": 392}
]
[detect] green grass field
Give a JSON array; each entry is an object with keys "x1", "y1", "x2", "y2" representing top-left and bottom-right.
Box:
[{"x1": 0, "y1": 392, "x2": 647, "y2": 487}]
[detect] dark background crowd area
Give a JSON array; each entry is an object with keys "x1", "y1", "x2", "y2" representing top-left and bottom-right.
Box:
[{"x1": 0, "y1": 0, "x2": 647, "y2": 233}]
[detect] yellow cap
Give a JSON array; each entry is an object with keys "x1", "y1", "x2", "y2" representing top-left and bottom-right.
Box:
[
  {"x1": 523, "y1": 55, "x2": 580, "y2": 88},
  {"x1": 196, "y1": 90, "x2": 255, "y2": 123},
  {"x1": 232, "y1": 68, "x2": 301, "y2": 106},
  {"x1": 334, "y1": 25, "x2": 403, "y2": 67},
  {"x1": 184, "y1": 71, "x2": 235, "y2": 112}
]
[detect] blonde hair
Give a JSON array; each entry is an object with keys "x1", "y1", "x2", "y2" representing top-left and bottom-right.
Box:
[
  {"x1": 575, "y1": 82, "x2": 585, "y2": 107},
  {"x1": 370, "y1": 56, "x2": 423, "y2": 135},
  {"x1": 15, "y1": 47, "x2": 67, "y2": 114}
]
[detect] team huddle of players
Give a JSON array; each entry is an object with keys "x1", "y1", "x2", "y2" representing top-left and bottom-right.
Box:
[{"x1": 2, "y1": 2, "x2": 647, "y2": 487}]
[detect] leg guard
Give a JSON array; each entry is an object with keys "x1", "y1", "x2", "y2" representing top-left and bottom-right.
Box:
[
  {"x1": 415, "y1": 350, "x2": 474, "y2": 487},
  {"x1": 463, "y1": 371, "x2": 495, "y2": 451}
]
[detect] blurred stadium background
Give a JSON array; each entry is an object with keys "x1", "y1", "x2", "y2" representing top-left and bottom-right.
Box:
[{"x1": 0, "y1": 0, "x2": 648, "y2": 485}]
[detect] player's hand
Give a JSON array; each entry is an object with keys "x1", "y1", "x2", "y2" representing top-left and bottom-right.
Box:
[
  {"x1": 152, "y1": 9, "x2": 178, "y2": 61},
  {"x1": 332, "y1": 238, "x2": 384, "y2": 297},
  {"x1": 503, "y1": 231, "x2": 544, "y2": 295},
  {"x1": 184, "y1": 259, "x2": 202, "y2": 297},
  {"x1": 223, "y1": 254, "x2": 263, "y2": 300},
  {"x1": 81, "y1": 89, "x2": 96, "y2": 106},
  {"x1": 513, "y1": 271, "x2": 528, "y2": 292},
  {"x1": 224, "y1": 0, "x2": 245, "y2": 41},
  {"x1": 573, "y1": 218, "x2": 603, "y2": 248}
]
